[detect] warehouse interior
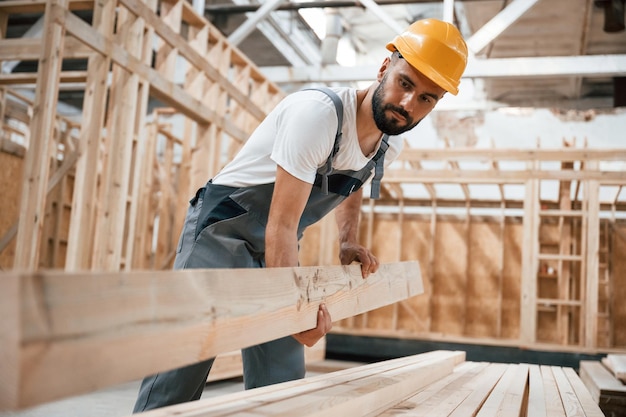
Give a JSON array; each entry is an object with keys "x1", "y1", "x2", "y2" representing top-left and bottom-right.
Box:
[{"x1": 1, "y1": 0, "x2": 626, "y2": 416}]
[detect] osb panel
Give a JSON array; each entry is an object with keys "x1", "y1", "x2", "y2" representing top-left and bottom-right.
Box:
[
  {"x1": 501, "y1": 222, "x2": 522, "y2": 340},
  {"x1": 431, "y1": 221, "x2": 467, "y2": 335},
  {"x1": 362, "y1": 215, "x2": 402, "y2": 331},
  {"x1": 612, "y1": 225, "x2": 626, "y2": 347},
  {"x1": 397, "y1": 220, "x2": 433, "y2": 334},
  {"x1": 369, "y1": 214, "x2": 402, "y2": 263},
  {"x1": 465, "y1": 222, "x2": 502, "y2": 338},
  {"x1": 537, "y1": 310, "x2": 559, "y2": 344},
  {"x1": 0, "y1": 150, "x2": 23, "y2": 269}
]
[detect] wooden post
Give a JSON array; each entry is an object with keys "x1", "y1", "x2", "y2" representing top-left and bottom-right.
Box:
[
  {"x1": 520, "y1": 161, "x2": 539, "y2": 345},
  {"x1": 584, "y1": 160, "x2": 600, "y2": 348},
  {"x1": 13, "y1": 0, "x2": 68, "y2": 270},
  {"x1": 64, "y1": 0, "x2": 116, "y2": 271},
  {"x1": 92, "y1": 5, "x2": 145, "y2": 270},
  {"x1": 173, "y1": 19, "x2": 210, "y2": 252}
]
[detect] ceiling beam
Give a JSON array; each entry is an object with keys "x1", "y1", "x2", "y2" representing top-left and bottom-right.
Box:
[
  {"x1": 260, "y1": 54, "x2": 626, "y2": 83},
  {"x1": 357, "y1": 0, "x2": 404, "y2": 34},
  {"x1": 227, "y1": 0, "x2": 288, "y2": 46},
  {"x1": 204, "y1": 0, "x2": 498, "y2": 14},
  {"x1": 466, "y1": 0, "x2": 542, "y2": 55}
]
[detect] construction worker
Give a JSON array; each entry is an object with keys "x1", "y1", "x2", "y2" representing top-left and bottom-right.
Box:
[{"x1": 133, "y1": 18, "x2": 468, "y2": 412}]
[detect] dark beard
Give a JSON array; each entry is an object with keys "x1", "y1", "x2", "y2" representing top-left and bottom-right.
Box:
[{"x1": 372, "y1": 79, "x2": 421, "y2": 135}]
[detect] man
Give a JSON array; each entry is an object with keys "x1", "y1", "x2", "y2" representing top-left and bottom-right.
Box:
[{"x1": 133, "y1": 18, "x2": 467, "y2": 412}]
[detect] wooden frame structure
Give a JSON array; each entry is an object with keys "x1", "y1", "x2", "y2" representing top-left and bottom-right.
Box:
[
  {"x1": 0, "y1": 0, "x2": 284, "y2": 272},
  {"x1": 318, "y1": 144, "x2": 626, "y2": 352}
]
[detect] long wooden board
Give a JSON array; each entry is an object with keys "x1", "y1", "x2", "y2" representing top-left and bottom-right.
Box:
[
  {"x1": 131, "y1": 350, "x2": 465, "y2": 417},
  {"x1": 603, "y1": 354, "x2": 626, "y2": 382},
  {"x1": 0, "y1": 261, "x2": 422, "y2": 410}
]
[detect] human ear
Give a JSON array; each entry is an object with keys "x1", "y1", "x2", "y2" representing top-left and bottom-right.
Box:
[{"x1": 377, "y1": 57, "x2": 392, "y2": 81}]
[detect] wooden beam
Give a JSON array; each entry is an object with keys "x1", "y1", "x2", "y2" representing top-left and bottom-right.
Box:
[
  {"x1": 125, "y1": 350, "x2": 464, "y2": 417},
  {"x1": 520, "y1": 164, "x2": 539, "y2": 345},
  {"x1": 0, "y1": 37, "x2": 92, "y2": 60},
  {"x1": 0, "y1": 261, "x2": 423, "y2": 409},
  {"x1": 0, "y1": 0, "x2": 93, "y2": 13},
  {"x1": 584, "y1": 161, "x2": 600, "y2": 348},
  {"x1": 399, "y1": 148, "x2": 626, "y2": 162},
  {"x1": 603, "y1": 354, "x2": 626, "y2": 382},
  {"x1": 383, "y1": 168, "x2": 626, "y2": 184}
]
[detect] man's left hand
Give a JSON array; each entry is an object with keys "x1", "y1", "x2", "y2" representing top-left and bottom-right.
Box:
[{"x1": 339, "y1": 242, "x2": 379, "y2": 278}]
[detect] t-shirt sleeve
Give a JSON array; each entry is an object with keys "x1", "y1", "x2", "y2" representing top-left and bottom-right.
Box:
[{"x1": 270, "y1": 93, "x2": 339, "y2": 184}]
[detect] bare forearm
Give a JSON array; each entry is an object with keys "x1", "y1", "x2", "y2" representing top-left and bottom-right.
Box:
[
  {"x1": 335, "y1": 189, "x2": 363, "y2": 245},
  {"x1": 265, "y1": 223, "x2": 299, "y2": 268}
]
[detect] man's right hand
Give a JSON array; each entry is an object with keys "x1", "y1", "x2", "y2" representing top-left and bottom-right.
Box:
[{"x1": 292, "y1": 304, "x2": 332, "y2": 347}]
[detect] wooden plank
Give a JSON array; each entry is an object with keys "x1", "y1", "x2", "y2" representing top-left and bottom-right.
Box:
[
  {"x1": 127, "y1": 350, "x2": 464, "y2": 417},
  {"x1": 540, "y1": 365, "x2": 566, "y2": 416},
  {"x1": 527, "y1": 364, "x2": 547, "y2": 417},
  {"x1": 562, "y1": 367, "x2": 605, "y2": 417},
  {"x1": 0, "y1": 0, "x2": 92, "y2": 13},
  {"x1": 584, "y1": 161, "x2": 600, "y2": 348},
  {"x1": 551, "y1": 366, "x2": 587, "y2": 417},
  {"x1": 604, "y1": 354, "x2": 626, "y2": 382},
  {"x1": 447, "y1": 363, "x2": 509, "y2": 417},
  {"x1": 475, "y1": 363, "x2": 528, "y2": 417},
  {"x1": 0, "y1": 261, "x2": 423, "y2": 409},
  {"x1": 520, "y1": 168, "x2": 539, "y2": 345},
  {"x1": 383, "y1": 168, "x2": 626, "y2": 184},
  {"x1": 399, "y1": 148, "x2": 626, "y2": 162},
  {"x1": 192, "y1": 350, "x2": 459, "y2": 413},
  {"x1": 379, "y1": 361, "x2": 490, "y2": 416},
  {"x1": 0, "y1": 37, "x2": 92, "y2": 60}
]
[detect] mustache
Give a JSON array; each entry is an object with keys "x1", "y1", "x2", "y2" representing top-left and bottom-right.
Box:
[{"x1": 384, "y1": 104, "x2": 409, "y2": 120}]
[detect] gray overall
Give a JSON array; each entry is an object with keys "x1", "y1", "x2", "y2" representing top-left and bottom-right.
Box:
[{"x1": 133, "y1": 88, "x2": 389, "y2": 412}]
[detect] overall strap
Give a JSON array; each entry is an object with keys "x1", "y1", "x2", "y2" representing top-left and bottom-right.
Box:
[
  {"x1": 369, "y1": 134, "x2": 389, "y2": 199},
  {"x1": 303, "y1": 87, "x2": 343, "y2": 195}
]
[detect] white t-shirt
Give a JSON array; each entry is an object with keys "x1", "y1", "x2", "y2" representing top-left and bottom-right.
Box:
[{"x1": 211, "y1": 87, "x2": 403, "y2": 187}]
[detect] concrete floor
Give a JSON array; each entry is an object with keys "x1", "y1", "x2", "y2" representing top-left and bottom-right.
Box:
[{"x1": 0, "y1": 377, "x2": 246, "y2": 417}]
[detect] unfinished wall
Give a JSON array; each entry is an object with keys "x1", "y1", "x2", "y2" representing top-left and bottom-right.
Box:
[{"x1": 323, "y1": 208, "x2": 626, "y2": 351}]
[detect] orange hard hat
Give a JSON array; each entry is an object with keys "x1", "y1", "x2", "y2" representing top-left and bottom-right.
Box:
[{"x1": 386, "y1": 19, "x2": 468, "y2": 95}]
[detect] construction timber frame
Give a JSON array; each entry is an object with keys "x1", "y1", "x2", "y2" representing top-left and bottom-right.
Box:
[{"x1": 1, "y1": 0, "x2": 625, "y2": 358}]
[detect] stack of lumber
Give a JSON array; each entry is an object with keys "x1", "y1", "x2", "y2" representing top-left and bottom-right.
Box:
[
  {"x1": 580, "y1": 357, "x2": 626, "y2": 417},
  {"x1": 135, "y1": 351, "x2": 603, "y2": 417}
]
